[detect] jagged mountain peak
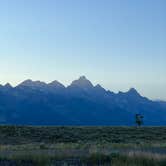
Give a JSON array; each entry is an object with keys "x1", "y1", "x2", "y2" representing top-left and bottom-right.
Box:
[
  {"x1": 127, "y1": 88, "x2": 140, "y2": 96},
  {"x1": 48, "y1": 80, "x2": 65, "y2": 88},
  {"x1": 0, "y1": 77, "x2": 166, "y2": 125},
  {"x1": 95, "y1": 84, "x2": 106, "y2": 91},
  {"x1": 117, "y1": 88, "x2": 140, "y2": 97},
  {"x1": 18, "y1": 79, "x2": 47, "y2": 87},
  {"x1": 79, "y1": 76, "x2": 87, "y2": 80},
  {"x1": 70, "y1": 76, "x2": 94, "y2": 89},
  {"x1": 4, "y1": 83, "x2": 13, "y2": 89},
  {"x1": 20, "y1": 79, "x2": 32, "y2": 84},
  {"x1": 95, "y1": 84, "x2": 102, "y2": 88}
]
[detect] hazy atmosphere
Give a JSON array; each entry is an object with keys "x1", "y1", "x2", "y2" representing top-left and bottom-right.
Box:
[
  {"x1": 0, "y1": 1, "x2": 166, "y2": 165},
  {"x1": 0, "y1": 0, "x2": 166, "y2": 100}
]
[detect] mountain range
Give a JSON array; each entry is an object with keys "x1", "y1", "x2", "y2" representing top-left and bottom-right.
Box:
[{"x1": 0, "y1": 76, "x2": 166, "y2": 125}]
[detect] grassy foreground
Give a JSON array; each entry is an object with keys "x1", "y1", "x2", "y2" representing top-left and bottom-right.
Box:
[
  {"x1": 0, "y1": 126, "x2": 166, "y2": 165},
  {"x1": 0, "y1": 152, "x2": 166, "y2": 166},
  {"x1": 0, "y1": 126, "x2": 166, "y2": 144}
]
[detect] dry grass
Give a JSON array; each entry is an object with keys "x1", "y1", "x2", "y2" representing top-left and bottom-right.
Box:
[
  {"x1": 0, "y1": 126, "x2": 166, "y2": 165},
  {"x1": 127, "y1": 150, "x2": 166, "y2": 160}
]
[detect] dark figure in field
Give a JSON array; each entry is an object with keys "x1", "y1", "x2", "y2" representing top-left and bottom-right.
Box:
[{"x1": 135, "y1": 114, "x2": 144, "y2": 127}]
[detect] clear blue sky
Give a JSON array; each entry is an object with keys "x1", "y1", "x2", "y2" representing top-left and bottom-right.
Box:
[{"x1": 0, "y1": 0, "x2": 166, "y2": 100}]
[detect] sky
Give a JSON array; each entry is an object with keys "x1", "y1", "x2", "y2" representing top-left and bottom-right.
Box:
[{"x1": 0, "y1": 0, "x2": 166, "y2": 100}]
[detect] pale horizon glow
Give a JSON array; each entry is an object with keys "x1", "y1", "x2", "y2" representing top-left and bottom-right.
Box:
[{"x1": 0, "y1": 0, "x2": 166, "y2": 100}]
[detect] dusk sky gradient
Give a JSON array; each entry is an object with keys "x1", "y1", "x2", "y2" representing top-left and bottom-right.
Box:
[{"x1": 0, "y1": 0, "x2": 166, "y2": 100}]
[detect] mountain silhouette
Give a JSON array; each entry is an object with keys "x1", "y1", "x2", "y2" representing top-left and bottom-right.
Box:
[
  {"x1": 0, "y1": 76, "x2": 166, "y2": 125},
  {"x1": 70, "y1": 76, "x2": 94, "y2": 88}
]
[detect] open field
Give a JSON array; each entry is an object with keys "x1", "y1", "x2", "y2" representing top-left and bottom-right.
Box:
[
  {"x1": 1, "y1": 126, "x2": 166, "y2": 144},
  {"x1": 0, "y1": 126, "x2": 166, "y2": 165}
]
